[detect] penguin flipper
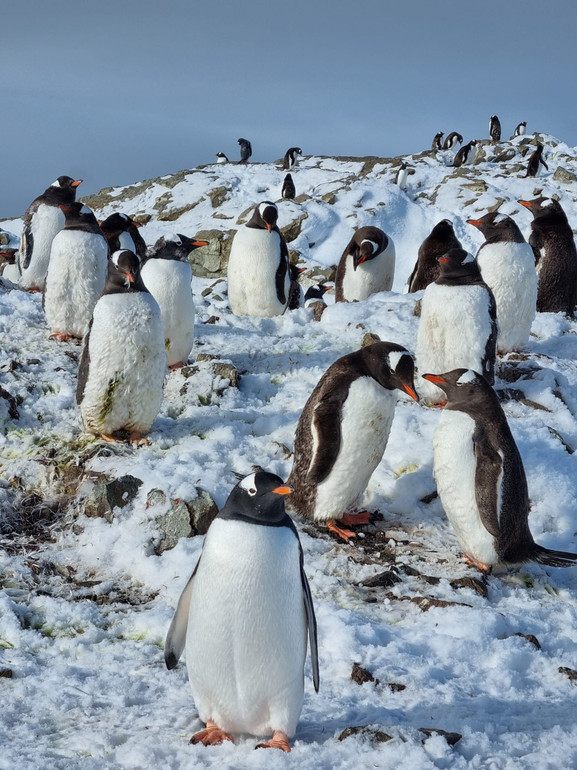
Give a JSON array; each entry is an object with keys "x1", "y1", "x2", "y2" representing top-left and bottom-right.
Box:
[
  {"x1": 275, "y1": 236, "x2": 289, "y2": 306},
  {"x1": 76, "y1": 320, "x2": 93, "y2": 405},
  {"x1": 540, "y1": 158, "x2": 549, "y2": 170},
  {"x1": 164, "y1": 558, "x2": 200, "y2": 669},
  {"x1": 482, "y1": 290, "x2": 498, "y2": 384},
  {"x1": 473, "y1": 432, "x2": 502, "y2": 539},
  {"x1": 307, "y1": 393, "x2": 346, "y2": 484},
  {"x1": 301, "y1": 560, "x2": 320, "y2": 693}
]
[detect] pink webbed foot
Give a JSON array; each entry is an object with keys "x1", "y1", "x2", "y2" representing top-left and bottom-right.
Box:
[
  {"x1": 255, "y1": 730, "x2": 291, "y2": 752},
  {"x1": 463, "y1": 553, "x2": 492, "y2": 574},
  {"x1": 190, "y1": 720, "x2": 234, "y2": 746}
]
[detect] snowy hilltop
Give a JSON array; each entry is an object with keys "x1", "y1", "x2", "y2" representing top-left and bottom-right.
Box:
[{"x1": 2, "y1": 132, "x2": 577, "y2": 769}]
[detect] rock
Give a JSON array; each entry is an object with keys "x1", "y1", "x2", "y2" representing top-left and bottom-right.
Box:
[
  {"x1": 450, "y1": 576, "x2": 488, "y2": 598},
  {"x1": 419, "y1": 728, "x2": 462, "y2": 746},
  {"x1": 0, "y1": 668, "x2": 13, "y2": 678},
  {"x1": 461, "y1": 180, "x2": 488, "y2": 193},
  {"x1": 515, "y1": 632, "x2": 541, "y2": 650},
  {"x1": 0, "y1": 232, "x2": 10, "y2": 246},
  {"x1": 360, "y1": 569, "x2": 402, "y2": 588},
  {"x1": 361, "y1": 333, "x2": 381, "y2": 347},
  {"x1": 153, "y1": 496, "x2": 193, "y2": 554},
  {"x1": 208, "y1": 186, "x2": 229, "y2": 208},
  {"x1": 281, "y1": 213, "x2": 308, "y2": 244},
  {"x1": 148, "y1": 487, "x2": 219, "y2": 552},
  {"x1": 321, "y1": 192, "x2": 336, "y2": 205},
  {"x1": 311, "y1": 301, "x2": 327, "y2": 322},
  {"x1": 81, "y1": 475, "x2": 143, "y2": 522},
  {"x1": 187, "y1": 487, "x2": 219, "y2": 534},
  {"x1": 351, "y1": 662, "x2": 377, "y2": 686},
  {"x1": 188, "y1": 229, "x2": 235, "y2": 278},
  {"x1": 559, "y1": 666, "x2": 577, "y2": 682},
  {"x1": 338, "y1": 725, "x2": 393, "y2": 743},
  {"x1": 413, "y1": 299, "x2": 422, "y2": 317},
  {"x1": 0, "y1": 386, "x2": 19, "y2": 419},
  {"x1": 554, "y1": 167, "x2": 577, "y2": 184}
]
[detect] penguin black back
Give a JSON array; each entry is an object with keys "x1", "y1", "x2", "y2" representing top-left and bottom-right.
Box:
[
  {"x1": 431, "y1": 131, "x2": 444, "y2": 152},
  {"x1": 282, "y1": 173, "x2": 296, "y2": 200},
  {"x1": 407, "y1": 219, "x2": 462, "y2": 292},
  {"x1": 283, "y1": 147, "x2": 302, "y2": 170},
  {"x1": 442, "y1": 132, "x2": 463, "y2": 150},
  {"x1": 238, "y1": 138, "x2": 252, "y2": 163},
  {"x1": 525, "y1": 143, "x2": 548, "y2": 178},
  {"x1": 489, "y1": 115, "x2": 501, "y2": 142}
]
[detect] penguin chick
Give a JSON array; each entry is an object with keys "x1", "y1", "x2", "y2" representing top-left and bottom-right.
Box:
[
  {"x1": 335, "y1": 226, "x2": 395, "y2": 302},
  {"x1": 442, "y1": 132, "x2": 463, "y2": 150},
  {"x1": 423, "y1": 368, "x2": 577, "y2": 572},
  {"x1": 406, "y1": 219, "x2": 462, "y2": 293},
  {"x1": 489, "y1": 115, "x2": 501, "y2": 142},
  {"x1": 453, "y1": 140, "x2": 478, "y2": 167},
  {"x1": 238, "y1": 138, "x2": 252, "y2": 163},
  {"x1": 164, "y1": 470, "x2": 319, "y2": 752},
  {"x1": 431, "y1": 132, "x2": 444, "y2": 152},
  {"x1": 525, "y1": 143, "x2": 548, "y2": 178},
  {"x1": 282, "y1": 173, "x2": 296, "y2": 200},
  {"x1": 283, "y1": 147, "x2": 303, "y2": 169},
  {"x1": 287, "y1": 342, "x2": 419, "y2": 542}
]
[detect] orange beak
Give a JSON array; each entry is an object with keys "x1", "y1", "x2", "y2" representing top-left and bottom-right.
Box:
[
  {"x1": 272, "y1": 485, "x2": 292, "y2": 496},
  {"x1": 71, "y1": 179, "x2": 83, "y2": 188},
  {"x1": 265, "y1": 223, "x2": 272, "y2": 232},
  {"x1": 192, "y1": 240, "x2": 209, "y2": 247},
  {"x1": 59, "y1": 204, "x2": 71, "y2": 211},
  {"x1": 125, "y1": 272, "x2": 134, "y2": 284},
  {"x1": 422, "y1": 374, "x2": 446, "y2": 384},
  {"x1": 402, "y1": 384, "x2": 419, "y2": 402},
  {"x1": 518, "y1": 200, "x2": 533, "y2": 209},
  {"x1": 467, "y1": 219, "x2": 482, "y2": 226},
  {"x1": 438, "y1": 256, "x2": 450, "y2": 264}
]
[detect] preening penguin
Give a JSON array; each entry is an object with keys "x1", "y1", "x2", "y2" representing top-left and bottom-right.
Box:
[
  {"x1": 453, "y1": 140, "x2": 477, "y2": 167},
  {"x1": 287, "y1": 342, "x2": 419, "y2": 542},
  {"x1": 489, "y1": 115, "x2": 501, "y2": 142},
  {"x1": 395, "y1": 162, "x2": 410, "y2": 191},
  {"x1": 513, "y1": 121, "x2": 527, "y2": 138},
  {"x1": 164, "y1": 470, "x2": 319, "y2": 753},
  {"x1": 406, "y1": 219, "x2": 462, "y2": 293},
  {"x1": 525, "y1": 143, "x2": 548, "y2": 178},
  {"x1": 227, "y1": 201, "x2": 290, "y2": 317},
  {"x1": 282, "y1": 173, "x2": 296, "y2": 200},
  {"x1": 442, "y1": 132, "x2": 463, "y2": 150},
  {"x1": 76, "y1": 249, "x2": 166, "y2": 444},
  {"x1": 99, "y1": 212, "x2": 147, "y2": 260},
  {"x1": 238, "y1": 138, "x2": 252, "y2": 163},
  {"x1": 423, "y1": 368, "x2": 577, "y2": 573},
  {"x1": 334, "y1": 226, "x2": 395, "y2": 302},
  {"x1": 431, "y1": 132, "x2": 444, "y2": 152},
  {"x1": 283, "y1": 147, "x2": 303, "y2": 169}
]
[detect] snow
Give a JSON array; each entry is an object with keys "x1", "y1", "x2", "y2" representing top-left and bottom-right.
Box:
[{"x1": 2, "y1": 133, "x2": 577, "y2": 767}]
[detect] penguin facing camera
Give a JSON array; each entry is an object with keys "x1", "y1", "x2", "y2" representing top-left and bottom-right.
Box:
[
  {"x1": 512, "y1": 121, "x2": 527, "y2": 138},
  {"x1": 216, "y1": 152, "x2": 229, "y2": 163},
  {"x1": 335, "y1": 226, "x2": 395, "y2": 302}
]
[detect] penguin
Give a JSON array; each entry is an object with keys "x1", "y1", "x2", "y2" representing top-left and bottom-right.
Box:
[
  {"x1": 287, "y1": 342, "x2": 419, "y2": 542},
  {"x1": 282, "y1": 173, "x2": 296, "y2": 200},
  {"x1": 489, "y1": 115, "x2": 501, "y2": 142},
  {"x1": 467, "y1": 212, "x2": 537, "y2": 353},
  {"x1": 423, "y1": 368, "x2": 577, "y2": 573},
  {"x1": 334, "y1": 226, "x2": 395, "y2": 303},
  {"x1": 76, "y1": 249, "x2": 166, "y2": 443},
  {"x1": 519, "y1": 197, "x2": 577, "y2": 314},
  {"x1": 431, "y1": 132, "x2": 444, "y2": 152},
  {"x1": 227, "y1": 201, "x2": 290, "y2": 317},
  {"x1": 141, "y1": 234, "x2": 208, "y2": 369},
  {"x1": 99, "y1": 213, "x2": 147, "y2": 260},
  {"x1": 44, "y1": 203, "x2": 108, "y2": 341},
  {"x1": 304, "y1": 283, "x2": 330, "y2": 307},
  {"x1": 287, "y1": 263, "x2": 305, "y2": 310},
  {"x1": 18, "y1": 176, "x2": 83, "y2": 291},
  {"x1": 513, "y1": 121, "x2": 527, "y2": 138},
  {"x1": 415, "y1": 248, "x2": 497, "y2": 405},
  {"x1": 442, "y1": 132, "x2": 463, "y2": 151},
  {"x1": 283, "y1": 147, "x2": 303, "y2": 170},
  {"x1": 406, "y1": 219, "x2": 462, "y2": 293},
  {"x1": 525, "y1": 143, "x2": 548, "y2": 178},
  {"x1": 453, "y1": 140, "x2": 477, "y2": 167},
  {"x1": 395, "y1": 162, "x2": 410, "y2": 191},
  {"x1": 164, "y1": 470, "x2": 319, "y2": 753},
  {"x1": 215, "y1": 152, "x2": 229, "y2": 164},
  {"x1": 238, "y1": 138, "x2": 252, "y2": 164}
]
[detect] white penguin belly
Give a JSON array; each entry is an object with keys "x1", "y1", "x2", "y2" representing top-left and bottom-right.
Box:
[
  {"x1": 227, "y1": 227, "x2": 288, "y2": 317},
  {"x1": 118, "y1": 231, "x2": 136, "y2": 251},
  {"x1": 80, "y1": 292, "x2": 166, "y2": 435},
  {"x1": 433, "y1": 410, "x2": 499, "y2": 565},
  {"x1": 19, "y1": 204, "x2": 65, "y2": 290},
  {"x1": 313, "y1": 378, "x2": 396, "y2": 521},
  {"x1": 477, "y1": 242, "x2": 537, "y2": 353},
  {"x1": 141, "y1": 259, "x2": 195, "y2": 367},
  {"x1": 44, "y1": 231, "x2": 108, "y2": 338},
  {"x1": 186, "y1": 519, "x2": 306, "y2": 737},
  {"x1": 341, "y1": 245, "x2": 395, "y2": 302}
]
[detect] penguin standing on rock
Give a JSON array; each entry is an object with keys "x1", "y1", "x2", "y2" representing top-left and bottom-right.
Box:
[
  {"x1": 215, "y1": 152, "x2": 229, "y2": 164},
  {"x1": 423, "y1": 368, "x2": 577, "y2": 573},
  {"x1": 282, "y1": 173, "x2": 296, "y2": 200},
  {"x1": 99, "y1": 213, "x2": 147, "y2": 260},
  {"x1": 335, "y1": 226, "x2": 395, "y2": 302},
  {"x1": 288, "y1": 342, "x2": 419, "y2": 542},
  {"x1": 453, "y1": 140, "x2": 477, "y2": 167},
  {"x1": 18, "y1": 176, "x2": 83, "y2": 291},
  {"x1": 164, "y1": 470, "x2": 319, "y2": 753},
  {"x1": 525, "y1": 143, "x2": 548, "y2": 178},
  {"x1": 431, "y1": 132, "x2": 444, "y2": 152},
  {"x1": 513, "y1": 121, "x2": 527, "y2": 138},
  {"x1": 443, "y1": 132, "x2": 463, "y2": 151},
  {"x1": 406, "y1": 219, "x2": 462, "y2": 293},
  {"x1": 489, "y1": 115, "x2": 501, "y2": 142},
  {"x1": 44, "y1": 203, "x2": 108, "y2": 341},
  {"x1": 238, "y1": 138, "x2": 252, "y2": 163},
  {"x1": 76, "y1": 249, "x2": 166, "y2": 444},
  {"x1": 227, "y1": 201, "x2": 290, "y2": 317},
  {"x1": 283, "y1": 147, "x2": 302, "y2": 169}
]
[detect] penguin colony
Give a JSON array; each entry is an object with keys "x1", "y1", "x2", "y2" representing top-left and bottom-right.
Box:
[{"x1": 6, "y1": 116, "x2": 577, "y2": 753}]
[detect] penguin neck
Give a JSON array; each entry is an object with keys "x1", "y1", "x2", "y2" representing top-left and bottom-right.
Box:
[
  {"x1": 102, "y1": 274, "x2": 149, "y2": 296},
  {"x1": 437, "y1": 265, "x2": 484, "y2": 286},
  {"x1": 218, "y1": 507, "x2": 295, "y2": 529}
]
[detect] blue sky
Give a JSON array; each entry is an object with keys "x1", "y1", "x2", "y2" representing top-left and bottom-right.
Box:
[{"x1": 3, "y1": 0, "x2": 576, "y2": 217}]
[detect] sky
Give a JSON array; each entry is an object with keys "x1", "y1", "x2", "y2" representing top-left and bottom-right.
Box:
[{"x1": 2, "y1": 0, "x2": 577, "y2": 218}]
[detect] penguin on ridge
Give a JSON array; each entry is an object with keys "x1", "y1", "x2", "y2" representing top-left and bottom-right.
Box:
[
  {"x1": 215, "y1": 152, "x2": 229, "y2": 164},
  {"x1": 453, "y1": 140, "x2": 477, "y2": 167},
  {"x1": 512, "y1": 121, "x2": 527, "y2": 138},
  {"x1": 334, "y1": 226, "x2": 395, "y2": 302},
  {"x1": 489, "y1": 115, "x2": 501, "y2": 142},
  {"x1": 76, "y1": 249, "x2": 166, "y2": 444},
  {"x1": 283, "y1": 147, "x2": 303, "y2": 169},
  {"x1": 282, "y1": 173, "x2": 296, "y2": 200},
  {"x1": 431, "y1": 132, "x2": 444, "y2": 152},
  {"x1": 395, "y1": 162, "x2": 410, "y2": 191},
  {"x1": 423, "y1": 368, "x2": 577, "y2": 573},
  {"x1": 164, "y1": 470, "x2": 319, "y2": 753},
  {"x1": 525, "y1": 143, "x2": 548, "y2": 178},
  {"x1": 288, "y1": 342, "x2": 419, "y2": 542},
  {"x1": 99, "y1": 213, "x2": 147, "y2": 260},
  {"x1": 44, "y1": 202, "x2": 108, "y2": 341},
  {"x1": 238, "y1": 138, "x2": 252, "y2": 164},
  {"x1": 467, "y1": 211, "x2": 537, "y2": 353},
  {"x1": 141, "y1": 234, "x2": 209, "y2": 369},
  {"x1": 519, "y1": 197, "x2": 577, "y2": 315},
  {"x1": 18, "y1": 176, "x2": 83, "y2": 291},
  {"x1": 415, "y1": 248, "x2": 497, "y2": 405},
  {"x1": 227, "y1": 201, "x2": 290, "y2": 317},
  {"x1": 442, "y1": 132, "x2": 463, "y2": 151},
  {"x1": 406, "y1": 219, "x2": 462, "y2": 293}
]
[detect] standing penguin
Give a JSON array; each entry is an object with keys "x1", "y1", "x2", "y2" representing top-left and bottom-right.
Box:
[
  {"x1": 288, "y1": 342, "x2": 419, "y2": 541},
  {"x1": 442, "y1": 132, "x2": 463, "y2": 151},
  {"x1": 283, "y1": 147, "x2": 303, "y2": 169},
  {"x1": 431, "y1": 131, "x2": 444, "y2": 152},
  {"x1": 415, "y1": 248, "x2": 497, "y2": 405},
  {"x1": 287, "y1": 263, "x2": 305, "y2": 310},
  {"x1": 18, "y1": 176, "x2": 83, "y2": 291},
  {"x1": 489, "y1": 115, "x2": 501, "y2": 142},
  {"x1": 227, "y1": 201, "x2": 290, "y2": 317},
  {"x1": 512, "y1": 121, "x2": 527, "y2": 138},
  {"x1": 334, "y1": 226, "x2": 395, "y2": 302},
  {"x1": 525, "y1": 143, "x2": 549, "y2": 178},
  {"x1": 406, "y1": 219, "x2": 462, "y2": 293},
  {"x1": 141, "y1": 234, "x2": 208, "y2": 369},
  {"x1": 519, "y1": 197, "x2": 577, "y2": 314},
  {"x1": 282, "y1": 173, "x2": 296, "y2": 200},
  {"x1": 76, "y1": 249, "x2": 166, "y2": 443},
  {"x1": 164, "y1": 470, "x2": 319, "y2": 753},
  {"x1": 99, "y1": 213, "x2": 147, "y2": 260},
  {"x1": 44, "y1": 203, "x2": 108, "y2": 341},
  {"x1": 453, "y1": 140, "x2": 478, "y2": 167},
  {"x1": 467, "y1": 212, "x2": 537, "y2": 353},
  {"x1": 395, "y1": 162, "x2": 410, "y2": 191},
  {"x1": 238, "y1": 138, "x2": 252, "y2": 164},
  {"x1": 215, "y1": 152, "x2": 229, "y2": 163},
  {"x1": 423, "y1": 368, "x2": 577, "y2": 573}
]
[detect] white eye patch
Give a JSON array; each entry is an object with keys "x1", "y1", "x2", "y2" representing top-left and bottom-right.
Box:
[
  {"x1": 239, "y1": 473, "x2": 257, "y2": 495},
  {"x1": 462, "y1": 252, "x2": 476, "y2": 264},
  {"x1": 360, "y1": 240, "x2": 379, "y2": 255},
  {"x1": 457, "y1": 370, "x2": 477, "y2": 385},
  {"x1": 388, "y1": 350, "x2": 409, "y2": 372}
]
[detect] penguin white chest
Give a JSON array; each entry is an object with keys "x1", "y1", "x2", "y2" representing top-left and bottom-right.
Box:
[
  {"x1": 185, "y1": 519, "x2": 307, "y2": 737},
  {"x1": 341, "y1": 245, "x2": 395, "y2": 302},
  {"x1": 19, "y1": 204, "x2": 65, "y2": 290},
  {"x1": 313, "y1": 378, "x2": 397, "y2": 520}
]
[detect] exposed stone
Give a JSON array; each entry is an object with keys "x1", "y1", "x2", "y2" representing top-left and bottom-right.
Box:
[
  {"x1": 0, "y1": 232, "x2": 10, "y2": 246},
  {"x1": 294, "y1": 194, "x2": 311, "y2": 204},
  {"x1": 361, "y1": 333, "x2": 381, "y2": 347},
  {"x1": 554, "y1": 167, "x2": 577, "y2": 184},
  {"x1": 157, "y1": 202, "x2": 200, "y2": 222},
  {"x1": 321, "y1": 192, "x2": 337, "y2": 205},
  {"x1": 0, "y1": 668, "x2": 13, "y2": 678},
  {"x1": 351, "y1": 663, "x2": 377, "y2": 686},
  {"x1": 208, "y1": 186, "x2": 229, "y2": 208},
  {"x1": 515, "y1": 632, "x2": 541, "y2": 650},
  {"x1": 419, "y1": 728, "x2": 462, "y2": 746},
  {"x1": 360, "y1": 569, "x2": 402, "y2": 588},
  {"x1": 0, "y1": 386, "x2": 19, "y2": 419},
  {"x1": 461, "y1": 180, "x2": 488, "y2": 193},
  {"x1": 493, "y1": 148, "x2": 517, "y2": 163},
  {"x1": 338, "y1": 725, "x2": 393, "y2": 743},
  {"x1": 81, "y1": 475, "x2": 143, "y2": 522},
  {"x1": 188, "y1": 229, "x2": 236, "y2": 278},
  {"x1": 311, "y1": 301, "x2": 327, "y2": 322},
  {"x1": 559, "y1": 666, "x2": 577, "y2": 682},
  {"x1": 153, "y1": 495, "x2": 193, "y2": 554},
  {"x1": 450, "y1": 576, "x2": 488, "y2": 598},
  {"x1": 187, "y1": 487, "x2": 219, "y2": 534},
  {"x1": 281, "y1": 213, "x2": 308, "y2": 244}
]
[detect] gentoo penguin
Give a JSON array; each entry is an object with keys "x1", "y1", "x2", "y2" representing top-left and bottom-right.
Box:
[
  {"x1": 423, "y1": 368, "x2": 577, "y2": 573},
  {"x1": 525, "y1": 143, "x2": 549, "y2": 178},
  {"x1": 76, "y1": 249, "x2": 166, "y2": 443},
  {"x1": 282, "y1": 173, "x2": 296, "y2": 200},
  {"x1": 238, "y1": 138, "x2": 252, "y2": 164},
  {"x1": 288, "y1": 342, "x2": 419, "y2": 541},
  {"x1": 227, "y1": 201, "x2": 290, "y2": 317},
  {"x1": 513, "y1": 121, "x2": 527, "y2": 138},
  {"x1": 415, "y1": 248, "x2": 497, "y2": 405},
  {"x1": 334, "y1": 226, "x2": 395, "y2": 303},
  {"x1": 304, "y1": 283, "x2": 330, "y2": 307},
  {"x1": 99, "y1": 213, "x2": 147, "y2": 260},
  {"x1": 215, "y1": 152, "x2": 229, "y2": 163},
  {"x1": 141, "y1": 234, "x2": 208, "y2": 368},
  {"x1": 395, "y1": 162, "x2": 410, "y2": 191},
  {"x1": 287, "y1": 263, "x2": 305, "y2": 310},
  {"x1": 283, "y1": 147, "x2": 303, "y2": 170},
  {"x1": 453, "y1": 140, "x2": 477, "y2": 167},
  {"x1": 164, "y1": 470, "x2": 319, "y2": 752},
  {"x1": 467, "y1": 212, "x2": 537, "y2": 353},
  {"x1": 442, "y1": 132, "x2": 463, "y2": 151},
  {"x1": 431, "y1": 131, "x2": 444, "y2": 152},
  {"x1": 44, "y1": 203, "x2": 108, "y2": 341},
  {"x1": 18, "y1": 176, "x2": 83, "y2": 291},
  {"x1": 406, "y1": 219, "x2": 462, "y2": 293},
  {"x1": 489, "y1": 115, "x2": 501, "y2": 142}
]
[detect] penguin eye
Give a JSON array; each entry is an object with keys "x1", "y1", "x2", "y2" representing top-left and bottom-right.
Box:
[{"x1": 248, "y1": 487, "x2": 257, "y2": 496}]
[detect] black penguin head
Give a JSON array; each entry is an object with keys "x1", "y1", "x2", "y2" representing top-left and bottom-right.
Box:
[
  {"x1": 107, "y1": 249, "x2": 143, "y2": 290},
  {"x1": 151, "y1": 234, "x2": 209, "y2": 261},
  {"x1": 99, "y1": 212, "x2": 131, "y2": 234},
  {"x1": 467, "y1": 211, "x2": 524, "y2": 242},
  {"x1": 430, "y1": 219, "x2": 456, "y2": 240},
  {"x1": 238, "y1": 138, "x2": 249, "y2": 147},
  {"x1": 304, "y1": 283, "x2": 329, "y2": 302},
  {"x1": 422, "y1": 368, "x2": 492, "y2": 410},
  {"x1": 437, "y1": 248, "x2": 481, "y2": 282},
  {"x1": 219, "y1": 471, "x2": 292, "y2": 526},
  {"x1": 52, "y1": 176, "x2": 83, "y2": 192},
  {"x1": 354, "y1": 237, "x2": 382, "y2": 269},
  {"x1": 44, "y1": 176, "x2": 83, "y2": 204},
  {"x1": 361, "y1": 342, "x2": 419, "y2": 402},
  {"x1": 59, "y1": 201, "x2": 99, "y2": 228},
  {"x1": 518, "y1": 196, "x2": 564, "y2": 221},
  {"x1": 248, "y1": 201, "x2": 278, "y2": 232}
]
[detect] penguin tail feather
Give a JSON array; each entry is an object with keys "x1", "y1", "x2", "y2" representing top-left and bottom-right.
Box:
[{"x1": 532, "y1": 545, "x2": 577, "y2": 568}]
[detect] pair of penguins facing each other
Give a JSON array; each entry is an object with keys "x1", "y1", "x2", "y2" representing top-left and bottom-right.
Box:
[{"x1": 430, "y1": 131, "x2": 477, "y2": 167}]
